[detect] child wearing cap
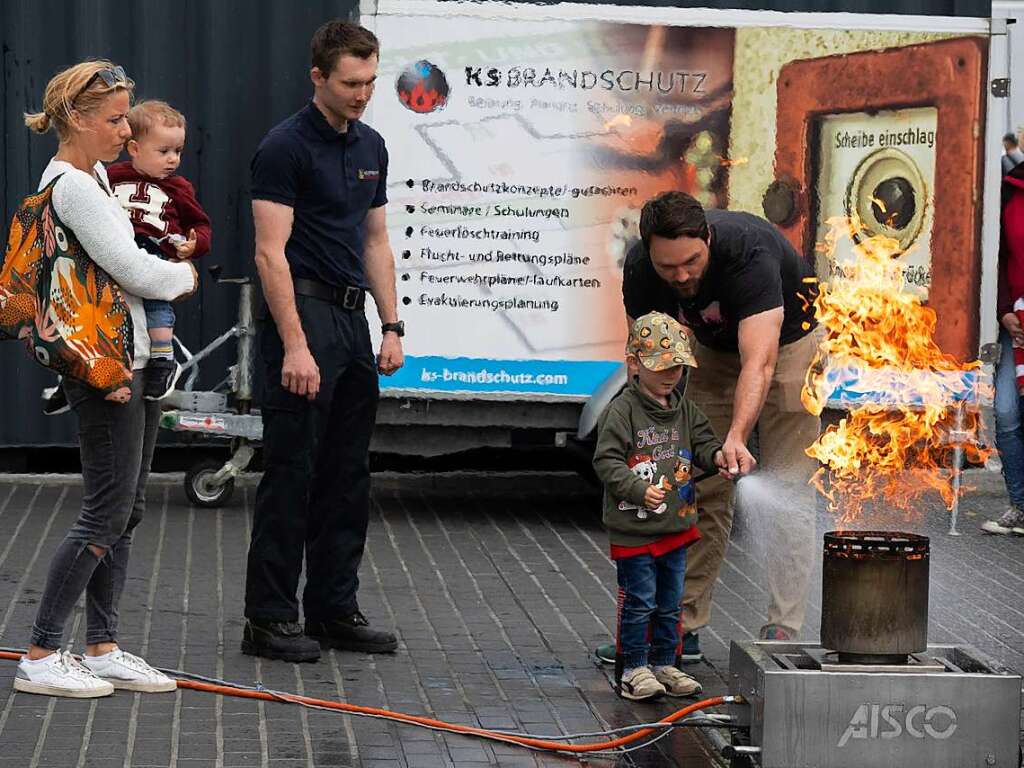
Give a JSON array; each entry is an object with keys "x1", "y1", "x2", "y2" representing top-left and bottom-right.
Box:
[{"x1": 593, "y1": 311, "x2": 737, "y2": 701}]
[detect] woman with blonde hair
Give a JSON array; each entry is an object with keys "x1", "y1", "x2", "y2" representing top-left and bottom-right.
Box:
[{"x1": 14, "y1": 60, "x2": 197, "y2": 698}]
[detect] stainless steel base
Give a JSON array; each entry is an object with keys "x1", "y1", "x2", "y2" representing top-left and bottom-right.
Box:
[{"x1": 729, "y1": 641, "x2": 1021, "y2": 768}]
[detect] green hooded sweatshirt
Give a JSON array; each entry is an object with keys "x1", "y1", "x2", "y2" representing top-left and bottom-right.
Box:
[{"x1": 593, "y1": 379, "x2": 723, "y2": 547}]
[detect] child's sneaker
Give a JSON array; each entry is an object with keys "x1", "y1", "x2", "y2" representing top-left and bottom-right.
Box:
[
  {"x1": 981, "y1": 507, "x2": 1024, "y2": 535},
  {"x1": 13, "y1": 651, "x2": 114, "y2": 698},
  {"x1": 80, "y1": 649, "x2": 176, "y2": 692},
  {"x1": 618, "y1": 666, "x2": 665, "y2": 701},
  {"x1": 594, "y1": 642, "x2": 616, "y2": 665},
  {"x1": 679, "y1": 631, "x2": 703, "y2": 663},
  {"x1": 653, "y1": 665, "x2": 703, "y2": 697},
  {"x1": 41, "y1": 384, "x2": 70, "y2": 416},
  {"x1": 143, "y1": 359, "x2": 182, "y2": 401}
]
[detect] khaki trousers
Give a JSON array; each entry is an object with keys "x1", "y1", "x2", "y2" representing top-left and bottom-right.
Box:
[{"x1": 682, "y1": 327, "x2": 822, "y2": 636}]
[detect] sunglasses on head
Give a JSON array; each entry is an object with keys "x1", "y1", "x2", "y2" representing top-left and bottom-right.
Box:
[{"x1": 73, "y1": 65, "x2": 128, "y2": 103}]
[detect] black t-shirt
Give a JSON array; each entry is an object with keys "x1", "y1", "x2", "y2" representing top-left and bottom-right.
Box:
[
  {"x1": 622, "y1": 209, "x2": 818, "y2": 352},
  {"x1": 250, "y1": 102, "x2": 389, "y2": 290}
]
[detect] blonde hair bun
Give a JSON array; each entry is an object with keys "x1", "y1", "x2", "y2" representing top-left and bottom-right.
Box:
[
  {"x1": 23, "y1": 111, "x2": 52, "y2": 134},
  {"x1": 24, "y1": 60, "x2": 133, "y2": 141}
]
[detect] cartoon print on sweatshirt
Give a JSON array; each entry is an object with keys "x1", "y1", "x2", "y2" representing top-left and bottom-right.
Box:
[
  {"x1": 619, "y1": 453, "x2": 668, "y2": 519},
  {"x1": 673, "y1": 449, "x2": 696, "y2": 516}
]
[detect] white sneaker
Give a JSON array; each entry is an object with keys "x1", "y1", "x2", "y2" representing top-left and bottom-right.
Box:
[
  {"x1": 653, "y1": 665, "x2": 703, "y2": 697},
  {"x1": 81, "y1": 649, "x2": 176, "y2": 693},
  {"x1": 618, "y1": 666, "x2": 666, "y2": 701},
  {"x1": 14, "y1": 651, "x2": 114, "y2": 698},
  {"x1": 981, "y1": 507, "x2": 1024, "y2": 535}
]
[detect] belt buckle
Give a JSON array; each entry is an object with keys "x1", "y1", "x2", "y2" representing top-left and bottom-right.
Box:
[{"x1": 342, "y1": 286, "x2": 361, "y2": 310}]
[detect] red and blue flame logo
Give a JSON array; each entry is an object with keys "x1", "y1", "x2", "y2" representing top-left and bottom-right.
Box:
[{"x1": 396, "y1": 60, "x2": 450, "y2": 114}]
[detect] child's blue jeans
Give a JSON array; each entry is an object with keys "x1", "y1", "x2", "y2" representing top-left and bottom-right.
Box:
[
  {"x1": 137, "y1": 235, "x2": 176, "y2": 330},
  {"x1": 615, "y1": 545, "x2": 687, "y2": 670},
  {"x1": 144, "y1": 299, "x2": 175, "y2": 330}
]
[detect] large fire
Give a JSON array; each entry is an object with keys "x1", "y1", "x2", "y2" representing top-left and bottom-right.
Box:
[{"x1": 801, "y1": 217, "x2": 990, "y2": 524}]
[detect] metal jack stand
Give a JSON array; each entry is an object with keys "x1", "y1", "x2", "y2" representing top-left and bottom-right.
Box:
[
  {"x1": 160, "y1": 265, "x2": 262, "y2": 507},
  {"x1": 947, "y1": 402, "x2": 970, "y2": 536}
]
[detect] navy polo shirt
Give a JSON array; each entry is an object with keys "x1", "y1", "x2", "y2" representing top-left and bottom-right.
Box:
[{"x1": 251, "y1": 101, "x2": 388, "y2": 290}]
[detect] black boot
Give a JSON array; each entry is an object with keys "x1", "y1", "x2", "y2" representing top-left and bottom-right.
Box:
[
  {"x1": 306, "y1": 611, "x2": 398, "y2": 653},
  {"x1": 144, "y1": 358, "x2": 182, "y2": 400},
  {"x1": 241, "y1": 619, "x2": 321, "y2": 662}
]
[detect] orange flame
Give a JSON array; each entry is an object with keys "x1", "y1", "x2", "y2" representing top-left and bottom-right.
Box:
[
  {"x1": 801, "y1": 217, "x2": 990, "y2": 524},
  {"x1": 870, "y1": 196, "x2": 902, "y2": 229}
]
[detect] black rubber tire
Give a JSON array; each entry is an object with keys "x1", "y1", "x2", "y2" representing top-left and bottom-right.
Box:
[
  {"x1": 564, "y1": 436, "x2": 600, "y2": 488},
  {"x1": 184, "y1": 459, "x2": 235, "y2": 508}
]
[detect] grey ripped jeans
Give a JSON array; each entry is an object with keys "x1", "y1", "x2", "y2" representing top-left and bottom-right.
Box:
[{"x1": 29, "y1": 375, "x2": 159, "y2": 650}]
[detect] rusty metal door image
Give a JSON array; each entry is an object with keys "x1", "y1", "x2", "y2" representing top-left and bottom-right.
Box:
[{"x1": 768, "y1": 38, "x2": 988, "y2": 361}]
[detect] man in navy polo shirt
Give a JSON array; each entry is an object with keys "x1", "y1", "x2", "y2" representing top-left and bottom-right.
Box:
[{"x1": 242, "y1": 19, "x2": 404, "y2": 662}]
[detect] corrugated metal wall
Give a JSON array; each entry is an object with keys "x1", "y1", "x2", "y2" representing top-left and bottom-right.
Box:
[
  {"x1": 0, "y1": 0, "x2": 990, "y2": 447},
  {"x1": 549, "y1": 0, "x2": 988, "y2": 12}
]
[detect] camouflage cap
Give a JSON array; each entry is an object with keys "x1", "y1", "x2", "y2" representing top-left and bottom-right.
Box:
[{"x1": 627, "y1": 312, "x2": 697, "y2": 370}]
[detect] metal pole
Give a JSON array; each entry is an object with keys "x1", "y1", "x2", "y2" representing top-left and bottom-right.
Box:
[
  {"x1": 948, "y1": 402, "x2": 966, "y2": 536},
  {"x1": 236, "y1": 284, "x2": 255, "y2": 409}
]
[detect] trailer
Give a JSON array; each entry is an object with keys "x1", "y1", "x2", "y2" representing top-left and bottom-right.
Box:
[
  {"x1": 358, "y1": 0, "x2": 1003, "y2": 464},
  {"x1": 0, "y1": 1, "x2": 1003, "y2": 474}
]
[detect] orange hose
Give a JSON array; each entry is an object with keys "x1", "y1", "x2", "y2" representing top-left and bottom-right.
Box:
[
  {"x1": 176, "y1": 679, "x2": 728, "y2": 752},
  {"x1": 0, "y1": 650, "x2": 728, "y2": 753}
]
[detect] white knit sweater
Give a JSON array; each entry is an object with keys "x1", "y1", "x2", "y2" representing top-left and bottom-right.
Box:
[{"x1": 39, "y1": 159, "x2": 196, "y2": 370}]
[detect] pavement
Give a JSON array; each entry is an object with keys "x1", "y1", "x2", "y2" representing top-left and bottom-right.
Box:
[{"x1": 0, "y1": 468, "x2": 1020, "y2": 768}]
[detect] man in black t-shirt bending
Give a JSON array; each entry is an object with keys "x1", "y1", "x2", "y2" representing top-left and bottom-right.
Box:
[{"x1": 621, "y1": 191, "x2": 822, "y2": 657}]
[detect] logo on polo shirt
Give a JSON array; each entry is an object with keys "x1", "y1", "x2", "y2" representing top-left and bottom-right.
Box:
[
  {"x1": 396, "y1": 60, "x2": 450, "y2": 114},
  {"x1": 358, "y1": 169, "x2": 380, "y2": 180}
]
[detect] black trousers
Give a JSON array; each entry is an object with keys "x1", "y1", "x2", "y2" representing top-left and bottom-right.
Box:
[{"x1": 244, "y1": 296, "x2": 379, "y2": 622}]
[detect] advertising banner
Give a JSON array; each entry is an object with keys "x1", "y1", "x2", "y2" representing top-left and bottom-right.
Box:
[{"x1": 369, "y1": 2, "x2": 987, "y2": 396}]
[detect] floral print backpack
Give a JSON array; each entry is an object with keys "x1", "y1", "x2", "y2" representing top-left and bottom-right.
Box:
[{"x1": 0, "y1": 176, "x2": 133, "y2": 400}]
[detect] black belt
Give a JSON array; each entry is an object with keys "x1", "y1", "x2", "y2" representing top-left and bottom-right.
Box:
[{"x1": 293, "y1": 277, "x2": 365, "y2": 310}]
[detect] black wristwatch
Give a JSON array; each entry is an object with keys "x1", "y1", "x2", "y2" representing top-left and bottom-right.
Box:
[{"x1": 381, "y1": 320, "x2": 405, "y2": 337}]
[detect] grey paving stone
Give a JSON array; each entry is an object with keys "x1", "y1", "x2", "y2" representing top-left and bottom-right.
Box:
[
  {"x1": 312, "y1": 752, "x2": 357, "y2": 768},
  {"x1": 404, "y1": 755, "x2": 449, "y2": 768},
  {"x1": 223, "y1": 753, "x2": 263, "y2": 767},
  {"x1": 447, "y1": 745, "x2": 490, "y2": 762},
  {"x1": 400, "y1": 739, "x2": 445, "y2": 756},
  {"x1": 0, "y1": 471, "x2": 1020, "y2": 768}
]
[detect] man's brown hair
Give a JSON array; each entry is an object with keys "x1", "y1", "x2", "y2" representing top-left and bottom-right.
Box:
[
  {"x1": 127, "y1": 100, "x2": 186, "y2": 141},
  {"x1": 311, "y1": 20, "x2": 379, "y2": 75},
  {"x1": 639, "y1": 191, "x2": 710, "y2": 249}
]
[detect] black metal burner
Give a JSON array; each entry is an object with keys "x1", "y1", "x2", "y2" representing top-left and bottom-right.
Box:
[{"x1": 821, "y1": 531, "x2": 930, "y2": 665}]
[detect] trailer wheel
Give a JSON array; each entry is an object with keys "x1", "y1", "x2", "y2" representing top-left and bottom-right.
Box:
[
  {"x1": 185, "y1": 459, "x2": 235, "y2": 508},
  {"x1": 564, "y1": 436, "x2": 600, "y2": 488}
]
